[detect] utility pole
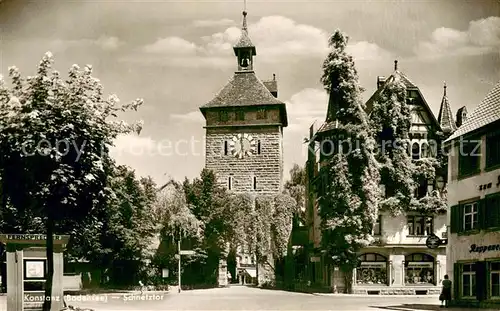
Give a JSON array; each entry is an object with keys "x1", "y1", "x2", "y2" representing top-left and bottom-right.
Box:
[{"x1": 178, "y1": 231, "x2": 181, "y2": 293}]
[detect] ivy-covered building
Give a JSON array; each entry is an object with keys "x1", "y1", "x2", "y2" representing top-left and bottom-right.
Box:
[
  {"x1": 443, "y1": 81, "x2": 500, "y2": 308},
  {"x1": 306, "y1": 61, "x2": 465, "y2": 294}
]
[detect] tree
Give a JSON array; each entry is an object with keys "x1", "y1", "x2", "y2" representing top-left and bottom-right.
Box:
[
  {"x1": 318, "y1": 30, "x2": 381, "y2": 293},
  {"x1": 369, "y1": 74, "x2": 414, "y2": 214},
  {"x1": 0, "y1": 53, "x2": 143, "y2": 310},
  {"x1": 284, "y1": 164, "x2": 307, "y2": 226},
  {"x1": 68, "y1": 165, "x2": 158, "y2": 286},
  {"x1": 154, "y1": 180, "x2": 205, "y2": 287},
  {"x1": 183, "y1": 169, "x2": 231, "y2": 285}
]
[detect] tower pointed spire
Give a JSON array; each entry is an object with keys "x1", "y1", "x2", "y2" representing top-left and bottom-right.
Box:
[
  {"x1": 438, "y1": 81, "x2": 457, "y2": 134},
  {"x1": 233, "y1": 6, "x2": 256, "y2": 71}
]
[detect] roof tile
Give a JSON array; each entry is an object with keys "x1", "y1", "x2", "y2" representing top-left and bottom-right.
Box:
[
  {"x1": 445, "y1": 80, "x2": 500, "y2": 142},
  {"x1": 201, "y1": 71, "x2": 284, "y2": 108}
]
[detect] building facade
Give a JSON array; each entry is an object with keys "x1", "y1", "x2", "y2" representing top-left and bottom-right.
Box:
[
  {"x1": 199, "y1": 11, "x2": 288, "y2": 286},
  {"x1": 306, "y1": 62, "x2": 463, "y2": 294},
  {"x1": 444, "y1": 81, "x2": 500, "y2": 308}
]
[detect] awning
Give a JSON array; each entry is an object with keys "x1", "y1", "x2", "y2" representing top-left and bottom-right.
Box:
[{"x1": 245, "y1": 268, "x2": 256, "y2": 278}]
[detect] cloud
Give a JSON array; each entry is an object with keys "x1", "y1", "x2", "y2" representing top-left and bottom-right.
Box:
[
  {"x1": 170, "y1": 111, "x2": 205, "y2": 123},
  {"x1": 142, "y1": 37, "x2": 198, "y2": 55},
  {"x1": 111, "y1": 134, "x2": 157, "y2": 156},
  {"x1": 193, "y1": 19, "x2": 235, "y2": 27},
  {"x1": 285, "y1": 88, "x2": 328, "y2": 133},
  {"x1": 415, "y1": 16, "x2": 500, "y2": 59},
  {"x1": 124, "y1": 16, "x2": 392, "y2": 68},
  {"x1": 51, "y1": 35, "x2": 124, "y2": 52}
]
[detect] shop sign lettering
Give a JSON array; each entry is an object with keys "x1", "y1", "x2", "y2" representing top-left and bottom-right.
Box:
[{"x1": 469, "y1": 243, "x2": 500, "y2": 253}]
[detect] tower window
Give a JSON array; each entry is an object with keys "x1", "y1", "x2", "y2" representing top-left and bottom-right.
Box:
[
  {"x1": 252, "y1": 176, "x2": 257, "y2": 190},
  {"x1": 228, "y1": 176, "x2": 233, "y2": 190},
  {"x1": 256, "y1": 109, "x2": 267, "y2": 120},
  {"x1": 236, "y1": 110, "x2": 245, "y2": 121},
  {"x1": 223, "y1": 141, "x2": 229, "y2": 155},
  {"x1": 257, "y1": 140, "x2": 261, "y2": 154},
  {"x1": 219, "y1": 111, "x2": 229, "y2": 122}
]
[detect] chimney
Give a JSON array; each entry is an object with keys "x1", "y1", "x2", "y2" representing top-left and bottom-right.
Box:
[
  {"x1": 377, "y1": 76, "x2": 386, "y2": 89},
  {"x1": 456, "y1": 106, "x2": 468, "y2": 127}
]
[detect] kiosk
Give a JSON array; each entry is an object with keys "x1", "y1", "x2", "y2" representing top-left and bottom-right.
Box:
[{"x1": 0, "y1": 234, "x2": 69, "y2": 311}]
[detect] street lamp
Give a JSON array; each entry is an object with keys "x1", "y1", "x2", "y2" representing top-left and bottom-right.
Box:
[{"x1": 436, "y1": 176, "x2": 445, "y2": 191}]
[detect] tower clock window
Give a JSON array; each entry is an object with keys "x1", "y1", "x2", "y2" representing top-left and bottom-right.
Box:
[{"x1": 256, "y1": 109, "x2": 267, "y2": 120}]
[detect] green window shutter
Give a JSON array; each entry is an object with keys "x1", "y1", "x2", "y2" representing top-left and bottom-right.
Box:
[
  {"x1": 453, "y1": 262, "x2": 460, "y2": 300},
  {"x1": 450, "y1": 205, "x2": 459, "y2": 233},
  {"x1": 479, "y1": 199, "x2": 487, "y2": 230},
  {"x1": 458, "y1": 204, "x2": 465, "y2": 233}
]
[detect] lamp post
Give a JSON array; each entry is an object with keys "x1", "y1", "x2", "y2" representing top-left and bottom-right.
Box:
[{"x1": 178, "y1": 231, "x2": 181, "y2": 293}]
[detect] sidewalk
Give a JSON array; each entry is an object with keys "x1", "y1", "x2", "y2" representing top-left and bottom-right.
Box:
[{"x1": 314, "y1": 293, "x2": 441, "y2": 297}]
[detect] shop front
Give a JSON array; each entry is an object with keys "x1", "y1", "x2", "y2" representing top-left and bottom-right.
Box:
[
  {"x1": 447, "y1": 233, "x2": 500, "y2": 308},
  {"x1": 349, "y1": 248, "x2": 445, "y2": 295}
]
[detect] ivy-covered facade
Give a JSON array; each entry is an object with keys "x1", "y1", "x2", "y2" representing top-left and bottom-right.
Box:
[{"x1": 306, "y1": 61, "x2": 466, "y2": 294}]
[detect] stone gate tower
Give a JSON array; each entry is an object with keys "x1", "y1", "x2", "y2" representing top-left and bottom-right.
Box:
[{"x1": 199, "y1": 11, "x2": 288, "y2": 286}]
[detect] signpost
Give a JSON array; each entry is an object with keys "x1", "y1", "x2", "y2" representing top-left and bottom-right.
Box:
[
  {"x1": 426, "y1": 234, "x2": 442, "y2": 249},
  {"x1": 177, "y1": 237, "x2": 195, "y2": 294}
]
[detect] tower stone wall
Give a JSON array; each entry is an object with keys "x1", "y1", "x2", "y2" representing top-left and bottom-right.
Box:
[{"x1": 205, "y1": 126, "x2": 283, "y2": 194}]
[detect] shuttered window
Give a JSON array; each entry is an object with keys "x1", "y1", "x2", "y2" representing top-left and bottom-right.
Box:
[
  {"x1": 450, "y1": 199, "x2": 485, "y2": 234},
  {"x1": 486, "y1": 131, "x2": 500, "y2": 169},
  {"x1": 458, "y1": 140, "x2": 481, "y2": 178},
  {"x1": 484, "y1": 193, "x2": 500, "y2": 229}
]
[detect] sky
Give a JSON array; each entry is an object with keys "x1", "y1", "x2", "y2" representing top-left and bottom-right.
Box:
[{"x1": 1, "y1": 0, "x2": 499, "y2": 185}]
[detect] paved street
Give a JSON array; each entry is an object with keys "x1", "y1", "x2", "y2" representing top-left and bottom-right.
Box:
[
  {"x1": 3, "y1": 286, "x2": 487, "y2": 311},
  {"x1": 2, "y1": 286, "x2": 497, "y2": 311}
]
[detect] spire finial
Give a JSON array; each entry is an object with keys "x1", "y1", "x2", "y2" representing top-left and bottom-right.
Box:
[
  {"x1": 443, "y1": 81, "x2": 447, "y2": 96},
  {"x1": 242, "y1": 11, "x2": 248, "y2": 31},
  {"x1": 394, "y1": 60, "x2": 398, "y2": 71}
]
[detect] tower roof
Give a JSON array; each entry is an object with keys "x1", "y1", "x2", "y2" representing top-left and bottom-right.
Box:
[
  {"x1": 437, "y1": 82, "x2": 457, "y2": 134},
  {"x1": 445, "y1": 80, "x2": 500, "y2": 143},
  {"x1": 200, "y1": 71, "x2": 283, "y2": 109},
  {"x1": 233, "y1": 11, "x2": 256, "y2": 56}
]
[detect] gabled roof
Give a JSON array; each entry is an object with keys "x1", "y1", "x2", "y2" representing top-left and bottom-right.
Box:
[
  {"x1": 200, "y1": 71, "x2": 284, "y2": 109},
  {"x1": 437, "y1": 83, "x2": 457, "y2": 134},
  {"x1": 364, "y1": 67, "x2": 441, "y2": 131},
  {"x1": 445, "y1": 80, "x2": 500, "y2": 143}
]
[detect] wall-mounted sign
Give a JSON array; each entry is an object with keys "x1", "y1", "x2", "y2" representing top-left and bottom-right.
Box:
[
  {"x1": 162, "y1": 268, "x2": 169, "y2": 278},
  {"x1": 469, "y1": 243, "x2": 500, "y2": 253},
  {"x1": 478, "y1": 175, "x2": 500, "y2": 191},
  {"x1": 24, "y1": 260, "x2": 46, "y2": 280},
  {"x1": 426, "y1": 234, "x2": 442, "y2": 249}
]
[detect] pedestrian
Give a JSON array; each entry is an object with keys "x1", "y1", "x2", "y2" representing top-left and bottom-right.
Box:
[
  {"x1": 440, "y1": 275, "x2": 452, "y2": 308},
  {"x1": 139, "y1": 280, "x2": 144, "y2": 294}
]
